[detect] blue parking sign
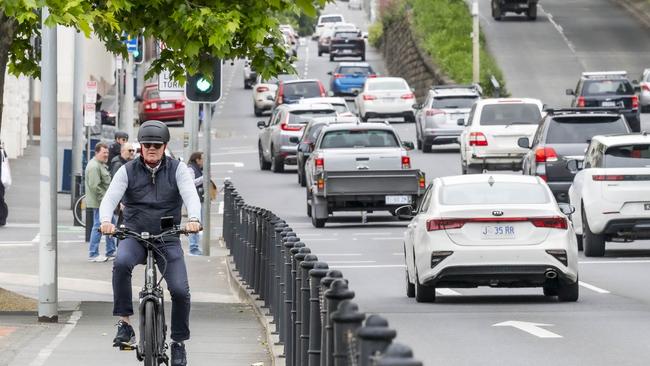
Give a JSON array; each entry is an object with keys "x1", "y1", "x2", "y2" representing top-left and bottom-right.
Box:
[{"x1": 124, "y1": 36, "x2": 138, "y2": 52}]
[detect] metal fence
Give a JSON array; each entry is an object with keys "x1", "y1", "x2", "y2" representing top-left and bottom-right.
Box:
[{"x1": 223, "y1": 180, "x2": 423, "y2": 366}]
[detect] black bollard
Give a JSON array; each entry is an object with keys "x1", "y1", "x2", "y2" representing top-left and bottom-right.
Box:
[
  {"x1": 299, "y1": 255, "x2": 318, "y2": 366},
  {"x1": 271, "y1": 222, "x2": 287, "y2": 325},
  {"x1": 324, "y1": 279, "x2": 355, "y2": 366},
  {"x1": 285, "y1": 241, "x2": 305, "y2": 366},
  {"x1": 357, "y1": 315, "x2": 397, "y2": 366},
  {"x1": 331, "y1": 300, "x2": 365, "y2": 366},
  {"x1": 374, "y1": 343, "x2": 423, "y2": 366},
  {"x1": 293, "y1": 249, "x2": 313, "y2": 366},
  {"x1": 319, "y1": 270, "x2": 345, "y2": 366},
  {"x1": 308, "y1": 262, "x2": 330, "y2": 366},
  {"x1": 279, "y1": 234, "x2": 298, "y2": 345}
]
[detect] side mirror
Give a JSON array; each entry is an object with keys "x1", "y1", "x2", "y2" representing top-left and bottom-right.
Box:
[
  {"x1": 327, "y1": 71, "x2": 333, "y2": 75},
  {"x1": 289, "y1": 136, "x2": 300, "y2": 144},
  {"x1": 403, "y1": 141, "x2": 415, "y2": 150},
  {"x1": 257, "y1": 121, "x2": 267, "y2": 129},
  {"x1": 457, "y1": 118, "x2": 465, "y2": 126},
  {"x1": 362, "y1": 32, "x2": 369, "y2": 39},
  {"x1": 517, "y1": 137, "x2": 530, "y2": 149},
  {"x1": 566, "y1": 159, "x2": 583, "y2": 174},
  {"x1": 565, "y1": 89, "x2": 575, "y2": 96},
  {"x1": 558, "y1": 203, "x2": 576, "y2": 216},
  {"x1": 412, "y1": 103, "x2": 422, "y2": 110},
  {"x1": 395, "y1": 205, "x2": 416, "y2": 220}
]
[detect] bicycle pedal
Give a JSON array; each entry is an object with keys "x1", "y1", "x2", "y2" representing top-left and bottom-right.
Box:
[{"x1": 117, "y1": 342, "x2": 137, "y2": 351}]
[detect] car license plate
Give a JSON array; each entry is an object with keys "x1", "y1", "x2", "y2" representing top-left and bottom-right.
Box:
[
  {"x1": 383, "y1": 97, "x2": 396, "y2": 102},
  {"x1": 159, "y1": 103, "x2": 174, "y2": 109},
  {"x1": 601, "y1": 101, "x2": 617, "y2": 107},
  {"x1": 386, "y1": 195, "x2": 411, "y2": 205},
  {"x1": 481, "y1": 225, "x2": 516, "y2": 240},
  {"x1": 343, "y1": 49, "x2": 352, "y2": 54},
  {"x1": 645, "y1": 203, "x2": 650, "y2": 210}
]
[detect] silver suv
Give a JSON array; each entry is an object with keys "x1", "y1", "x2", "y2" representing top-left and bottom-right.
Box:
[
  {"x1": 413, "y1": 84, "x2": 481, "y2": 152},
  {"x1": 258, "y1": 103, "x2": 337, "y2": 173}
]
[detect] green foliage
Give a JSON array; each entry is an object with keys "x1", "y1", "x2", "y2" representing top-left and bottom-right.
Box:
[
  {"x1": 0, "y1": 0, "x2": 331, "y2": 82},
  {"x1": 368, "y1": 20, "x2": 383, "y2": 48},
  {"x1": 390, "y1": 0, "x2": 507, "y2": 96}
]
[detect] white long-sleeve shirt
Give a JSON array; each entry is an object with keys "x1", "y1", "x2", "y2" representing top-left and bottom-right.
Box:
[{"x1": 99, "y1": 161, "x2": 202, "y2": 223}]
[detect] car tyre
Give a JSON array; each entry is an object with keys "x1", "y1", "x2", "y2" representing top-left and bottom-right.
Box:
[
  {"x1": 311, "y1": 212, "x2": 326, "y2": 228},
  {"x1": 582, "y1": 209, "x2": 605, "y2": 257},
  {"x1": 557, "y1": 280, "x2": 579, "y2": 302},
  {"x1": 543, "y1": 286, "x2": 558, "y2": 296},
  {"x1": 306, "y1": 188, "x2": 312, "y2": 217},
  {"x1": 492, "y1": 0, "x2": 502, "y2": 20},
  {"x1": 254, "y1": 105, "x2": 263, "y2": 117},
  {"x1": 329, "y1": 54, "x2": 335, "y2": 62},
  {"x1": 422, "y1": 143, "x2": 432, "y2": 153},
  {"x1": 270, "y1": 150, "x2": 285, "y2": 173},
  {"x1": 318, "y1": 49, "x2": 323, "y2": 57},
  {"x1": 360, "y1": 53, "x2": 366, "y2": 61},
  {"x1": 406, "y1": 270, "x2": 415, "y2": 298},
  {"x1": 415, "y1": 273, "x2": 435, "y2": 303},
  {"x1": 259, "y1": 144, "x2": 271, "y2": 171},
  {"x1": 527, "y1": 5, "x2": 537, "y2": 20},
  {"x1": 576, "y1": 234, "x2": 583, "y2": 251},
  {"x1": 360, "y1": 114, "x2": 368, "y2": 122}
]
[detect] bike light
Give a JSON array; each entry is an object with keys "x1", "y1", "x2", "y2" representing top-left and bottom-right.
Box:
[
  {"x1": 546, "y1": 249, "x2": 568, "y2": 266},
  {"x1": 430, "y1": 251, "x2": 453, "y2": 268}
]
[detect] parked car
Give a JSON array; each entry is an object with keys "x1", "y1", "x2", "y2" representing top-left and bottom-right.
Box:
[
  {"x1": 137, "y1": 84, "x2": 185, "y2": 125},
  {"x1": 355, "y1": 77, "x2": 416, "y2": 122},
  {"x1": 413, "y1": 84, "x2": 482, "y2": 152},
  {"x1": 566, "y1": 71, "x2": 641, "y2": 132},
  {"x1": 297, "y1": 97, "x2": 354, "y2": 117},
  {"x1": 318, "y1": 23, "x2": 357, "y2": 56},
  {"x1": 568, "y1": 134, "x2": 650, "y2": 257},
  {"x1": 305, "y1": 122, "x2": 423, "y2": 227},
  {"x1": 258, "y1": 103, "x2": 338, "y2": 173},
  {"x1": 313, "y1": 14, "x2": 345, "y2": 40},
  {"x1": 296, "y1": 115, "x2": 360, "y2": 187},
  {"x1": 275, "y1": 79, "x2": 327, "y2": 106},
  {"x1": 402, "y1": 174, "x2": 578, "y2": 303},
  {"x1": 639, "y1": 68, "x2": 650, "y2": 113},
  {"x1": 252, "y1": 74, "x2": 299, "y2": 116},
  {"x1": 280, "y1": 27, "x2": 299, "y2": 57},
  {"x1": 459, "y1": 98, "x2": 543, "y2": 173},
  {"x1": 520, "y1": 108, "x2": 631, "y2": 202},
  {"x1": 491, "y1": 0, "x2": 539, "y2": 20},
  {"x1": 243, "y1": 59, "x2": 257, "y2": 89},
  {"x1": 348, "y1": 0, "x2": 362, "y2": 10},
  {"x1": 328, "y1": 62, "x2": 376, "y2": 96},
  {"x1": 329, "y1": 29, "x2": 365, "y2": 61}
]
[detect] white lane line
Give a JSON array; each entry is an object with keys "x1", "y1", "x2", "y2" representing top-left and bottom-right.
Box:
[
  {"x1": 371, "y1": 237, "x2": 403, "y2": 241},
  {"x1": 218, "y1": 201, "x2": 224, "y2": 215},
  {"x1": 579, "y1": 260, "x2": 650, "y2": 264},
  {"x1": 493, "y1": 321, "x2": 562, "y2": 339},
  {"x1": 353, "y1": 232, "x2": 393, "y2": 236},
  {"x1": 211, "y1": 162, "x2": 244, "y2": 168},
  {"x1": 317, "y1": 253, "x2": 362, "y2": 256},
  {"x1": 329, "y1": 264, "x2": 405, "y2": 269},
  {"x1": 392, "y1": 253, "x2": 403, "y2": 256},
  {"x1": 29, "y1": 310, "x2": 83, "y2": 366},
  {"x1": 307, "y1": 238, "x2": 339, "y2": 241},
  {"x1": 218, "y1": 146, "x2": 252, "y2": 150},
  {"x1": 540, "y1": 5, "x2": 577, "y2": 54},
  {"x1": 327, "y1": 260, "x2": 376, "y2": 264},
  {"x1": 212, "y1": 150, "x2": 257, "y2": 156},
  {"x1": 436, "y1": 288, "x2": 462, "y2": 296},
  {"x1": 578, "y1": 281, "x2": 610, "y2": 294},
  {"x1": 31, "y1": 233, "x2": 39, "y2": 242}
]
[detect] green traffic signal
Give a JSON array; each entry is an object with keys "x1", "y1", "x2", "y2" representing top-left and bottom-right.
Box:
[{"x1": 196, "y1": 78, "x2": 212, "y2": 93}]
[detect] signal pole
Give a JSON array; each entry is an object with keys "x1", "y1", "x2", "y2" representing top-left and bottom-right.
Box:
[
  {"x1": 201, "y1": 104, "x2": 211, "y2": 256},
  {"x1": 472, "y1": 0, "x2": 480, "y2": 84}
]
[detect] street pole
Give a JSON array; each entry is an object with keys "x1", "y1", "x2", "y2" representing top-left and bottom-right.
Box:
[
  {"x1": 472, "y1": 0, "x2": 480, "y2": 84},
  {"x1": 201, "y1": 103, "x2": 211, "y2": 256},
  {"x1": 123, "y1": 54, "x2": 135, "y2": 139},
  {"x1": 38, "y1": 6, "x2": 58, "y2": 323},
  {"x1": 183, "y1": 101, "x2": 198, "y2": 161},
  {"x1": 71, "y1": 31, "x2": 85, "y2": 209}
]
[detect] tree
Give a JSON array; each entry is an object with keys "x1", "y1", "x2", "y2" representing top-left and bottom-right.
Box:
[{"x1": 0, "y1": 0, "x2": 330, "y2": 132}]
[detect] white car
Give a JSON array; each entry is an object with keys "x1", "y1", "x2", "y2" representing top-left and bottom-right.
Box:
[
  {"x1": 252, "y1": 74, "x2": 298, "y2": 117},
  {"x1": 639, "y1": 68, "x2": 650, "y2": 113},
  {"x1": 313, "y1": 14, "x2": 345, "y2": 40},
  {"x1": 297, "y1": 97, "x2": 354, "y2": 117},
  {"x1": 459, "y1": 98, "x2": 543, "y2": 173},
  {"x1": 402, "y1": 174, "x2": 579, "y2": 303},
  {"x1": 568, "y1": 134, "x2": 650, "y2": 257},
  {"x1": 355, "y1": 77, "x2": 416, "y2": 122},
  {"x1": 348, "y1": 0, "x2": 362, "y2": 10}
]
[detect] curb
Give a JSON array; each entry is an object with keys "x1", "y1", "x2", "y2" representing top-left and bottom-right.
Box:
[
  {"x1": 615, "y1": 0, "x2": 650, "y2": 28},
  {"x1": 223, "y1": 239, "x2": 285, "y2": 366}
]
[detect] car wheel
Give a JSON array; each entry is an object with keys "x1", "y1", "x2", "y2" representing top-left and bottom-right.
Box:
[
  {"x1": 361, "y1": 114, "x2": 368, "y2": 122},
  {"x1": 300, "y1": 171, "x2": 306, "y2": 187},
  {"x1": 254, "y1": 105, "x2": 263, "y2": 117},
  {"x1": 576, "y1": 234, "x2": 583, "y2": 251},
  {"x1": 492, "y1": 0, "x2": 502, "y2": 20},
  {"x1": 360, "y1": 54, "x2": 366, "y2": 61},
  {"x1": 415, "y1": 273, "x2": 435, "y2": 303},
  {"x1": 318, "y1": 49, "x2": 322, "y2": 57},
  {"x1": 543, "y1": 286, "x2": 558, "y2": 297},
  {"x1": 270, "y1": 149, "x2": 285, "y2": 173},
  {"x1": 557, "y1": 279, "x2": 579, "y2": 302},
  {"x1": 259, "y1": 143, "x2": 271, "y2": 171},
  {"x1": 582, "y1": 209, "x2": 605, "y2": 257},
  {"x1": 406, "y1": 270, "x2": 415, "y2": 298},
  {"x1": 422, "y1": 143, "x2": 432, "y2": 153},
  {"x1": 311, "y1": 214, "x2": 326, "y2": 228},
  {"x1": 306, "y1": 188, "x2": 312, "y2": 217},
  {"x1": 527, "y1": 5, "x2": 537, "y2": 20},
  {"x1": 329, "y1": 55, "x2": 334, "y2": 62}
]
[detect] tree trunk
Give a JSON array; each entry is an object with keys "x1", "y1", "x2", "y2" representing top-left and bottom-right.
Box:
[{"x1": 0, "y1": 13, "x2": 18, "y2": 135}]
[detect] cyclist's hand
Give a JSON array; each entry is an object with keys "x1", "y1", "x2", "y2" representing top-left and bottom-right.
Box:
[
  {"x1": 185, "y1": 221, "x2": 201, "y2": 233},
  {"x1": 100, "y1": 222, "x2": 116, "y2": 235}
]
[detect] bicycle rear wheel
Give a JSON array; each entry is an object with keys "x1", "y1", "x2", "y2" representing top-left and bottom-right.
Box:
[
  {"x1": 143, "y1": 301, "x2": 157, "y2": 366},
  {"x1": 73, "y1": 194, "x2": 86, "y2": 227}
]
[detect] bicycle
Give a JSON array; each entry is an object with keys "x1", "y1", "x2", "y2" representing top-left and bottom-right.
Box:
[
  {"x1": 73, "y1": 194, "x2": 86, "y2": 227},
  {"x1": 108, "y1": 217, "x2": 190, "y2": 366}
]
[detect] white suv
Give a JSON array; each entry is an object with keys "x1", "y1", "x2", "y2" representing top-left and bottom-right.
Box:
[
  {"x1": 568, "y1": 134, "x2": 650, "y2": 257},
  {"x1": 459, "y1": 98, "x2": 543, "y2": 173}
]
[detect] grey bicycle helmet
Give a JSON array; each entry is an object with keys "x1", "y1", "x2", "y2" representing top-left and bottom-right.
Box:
[
  {"x1": 137, "y1": 120, "x2": 170, "y2": 144},
  {"x1": 114, "y1": 130, "x2": 129, "y2": 140}
]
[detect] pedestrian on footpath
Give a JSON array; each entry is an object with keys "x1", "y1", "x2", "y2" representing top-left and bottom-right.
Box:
[
  {"x1": 0, "y1": 143, "x2": 11, "y2": 226},
  {"x1": 110, "y1": 142, "x2": 135, "y2": 177},
  {"x1": 108, "y1": 130, "x2": 129, "y2": 164},
  {"x1": 86, "y1": 142, "x2": 116, "y2": 262},
  {"x1": 186, "y1": 151, "x2": 204, "y2": 256}
]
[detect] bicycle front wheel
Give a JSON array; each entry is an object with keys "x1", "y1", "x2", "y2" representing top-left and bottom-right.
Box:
[
  {"x1": 73, "y1": 194, "x2": 86, "y2": 227},
  {"x1": 143, "y1": 301, "x2": 157, "y2": 366}
]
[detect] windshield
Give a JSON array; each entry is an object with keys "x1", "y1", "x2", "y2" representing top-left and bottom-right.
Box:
[
  {"x1": 146, "y1": 89, "x2": 183, "y2": 100},
  {"x1": 583, "y1": 80, "x2": 634, "y2": 96},
  {"x1": 431, "y1": 96, "x2": 478, "y2": 109},
  {"x1": 339, "y1": 66, "x2": 373, "y2": 75},
  {"x1": 320, "y1": 129, "x2": 400, "y2": 148},
  {"x1": 331, "y1": 103, "x2": 349, "y2": 113},
  {"x1": 334, "y1": 31, "x2": 359, "y2": 39},
  {"x1": 305, "y1": 124, "x2": 326, "y2": 142},
  {"x1": 440, "y1": 182, "x2": 550, "y2": 205},
  {"x1": 288, "y1": 110, "x2": 336, "y2": 124},
  {"x1": 547, "y1": 117, "x2": 629, "y2": 143},
  {"x1": 604, "y1": 144, "x2": 650, "y2": 168},
  {"x1": 283, "y1": 82, "x2": 322, "y2": 99},
  {"x1": 479, "y1": 104, "x2": 541, "y2": 125},
  {"x1": 367, "y1": 80, "x2": 408, "y2": 91},
  {"x1": 321, "y1": 16, "x2": 343, "y2": 23}
]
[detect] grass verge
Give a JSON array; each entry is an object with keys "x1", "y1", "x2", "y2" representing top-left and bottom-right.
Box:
[{"x1": 0, "y1": 287, "x2": 37, "y2": 312}]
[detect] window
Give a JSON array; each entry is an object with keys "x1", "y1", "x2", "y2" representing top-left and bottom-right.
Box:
[
  {"x1": 334, "y1": 31, "x2": 359, "y2": 39},
  {"x1": 320, "y1": 129, "x2": 400, "y2": 149},
  {"x1": 338, "y1": 66, "x2": 373, "y2": 75},
  {"x1": 283, "y1": 82, "x2": 322, "y2": 99},
  {"x1": 603, "y1": 144, "x2": 650, "y2": 168},
  {"x1": 430, "y1": 96, "x2": 478, "y2": 109},
  {"x1": 582, "y1": 80, "x2": 634, "y2": 96},
  {"x1": 479, "y1": 103, "x2": 541, "y2": 125},
  {"x1": 321, "y1": 16, "x2": 343, "y2": 23},
  {"x1": 418, "y1": 185, "x2": 434, "y2": 213},
  {"x1": 546, "y1": 117, "x2": 628, "y2": 144},
  {"x1": 440, "y1": 182, "x2": 550, "y2": 205},
  {"x1": 288, "y1": 110, "x2": 337, "y2": 124},
  {"x1": 367, "y1": 80, "x2": 408, "y2": 91},
  {"x1": 330, "y1": 103, "x2": 350, "y2": 114}
]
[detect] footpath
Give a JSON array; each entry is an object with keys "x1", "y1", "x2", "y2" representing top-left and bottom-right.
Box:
[{"x1": 0, "y1": 144, "x2": 271, "y2": 366}]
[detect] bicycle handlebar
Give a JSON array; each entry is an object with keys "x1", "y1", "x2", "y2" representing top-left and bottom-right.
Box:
[{"x1": 103, "y1": 226, "x2": 192, "y2": 240}]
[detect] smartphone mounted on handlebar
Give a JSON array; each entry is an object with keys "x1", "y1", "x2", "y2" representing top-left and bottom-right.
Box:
[{"x1": 160, "y1": 216, "x2": 175, "y2": 231}]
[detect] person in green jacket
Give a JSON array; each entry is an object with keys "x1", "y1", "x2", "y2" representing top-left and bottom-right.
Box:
[{"x1": 85, "y1": 142, "x2": 116, "y2": 262}]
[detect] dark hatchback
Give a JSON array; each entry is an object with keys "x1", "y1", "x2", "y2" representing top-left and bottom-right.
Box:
[
  {"x1": 274, "y1": 79, "x2": 326, "y2": 106},
  {"x1": 519, "y1": 108, "x2": 631, "y2": 202},
  {"x1": 329, "y1": 30, "x2": 365, "y2": 61}
]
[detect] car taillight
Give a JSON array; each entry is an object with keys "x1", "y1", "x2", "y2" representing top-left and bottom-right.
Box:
[
  {"x1": 632, "y1": 95, "x2": 639, "y2": 109},
  {"x1": 145, "y1": 102, "x2": 158, "y2": 110},
  {"x1": 401, "y1": 93, "x2": 415, "y2": 100},
  {"x1": 425, "y1": 109, "x2": 445, "y2": 117},
  {"x1": 592, "y1": 175, "x2": 625, "y2": 181},
  {"x1": 363, "y1": 95, "x2": 376, "y2": 101},
  {"x1": 280, "y1": 123, "x2": 303, "y2": 131},
  {"x1": 401, "y1": 156, "x2": 411, "y2": 169},
  {"x1": 317, "y1": 177, "x2": 325, "y2": 190},
  {"x1": 368, "y1": 74, "x2": 377, "y2": 78},
  {"x1": 257, "y1": 86, "x2": 269, "y2": 93},
  {"x1": 419, "y1": 175, "x2": 426, "y2": 189},
  {"x1": 320, "y1": 84, "x2": 326, "y2": 97},
  {"x1": 315, "y1": 157, "x2": 324, "y2": 171},
  {"x1": 426, "y1": 219, "x2": 466, "y2": 231},
  {"x1": 469, "y1": 132, "x2": 487, "y2": 146},
  {"x1": 531, "y1": 217, "x2": 568, "y2": 230},
  {"x1": 577, "y1": 96, "x2": 585, "y2": 107},
  {"x1": 334, "y1": 73, "x2": 344, "y2": 79},
  {"x1": 535, "y1": 147, "x2": 558, "y2": 163},
  {"x1": 175, "y1": 100, "x2": 184, "y2": 108}
]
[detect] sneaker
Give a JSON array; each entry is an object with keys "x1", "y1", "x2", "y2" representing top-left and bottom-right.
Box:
[
  {"x1": 113, "y1": 320, "x2": 136, "y2": 347},
  {"x1": 171, "y1": 342, "x2": 187, "y2": 366},
  {"x1": 106, "y1": 255, "x2": 116, "y2": 261},
  {"x1": 88, "y1": 255, "x2": 108, "y2": 262},
  {"x1": 188, "y1": 250, "x2": 203, "y2": 256}
]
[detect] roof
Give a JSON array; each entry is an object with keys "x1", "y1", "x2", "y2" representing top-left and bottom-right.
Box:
[
  {"x1": 474, "y1": 98, "x2": 543, "y2": 107},
  {"x1": 591, "y1": 133, "x2": 650, "y2": 147},
  {"x1": 336, "y1": 62, "x2": 371, "y2": 67},
  {"x1": 320, "y1": 122, "x2": 394, "y2": 133},
  {"x1": 439, "y1": 174, "x2": 542, "y2": 186},
  {"x1": 365, "y1": 77, "x2": 406, "y2": 83},
  {"x1": 281, "y1": 79, "x2": 321, "y2": 85},
  {"x1": 431, "y1": 84, "x2": 482, "y2": 96},
  {"x1": 581, "y1": 71, "x2": 628, "y2": 79},
  {"x1": 276, "y1": 103, "x2": 336, "y2": 112},
  {"x1": 306, "y1": 116, "x2": 359, "y2": 126},
  {"x1": 298, "y1": 97, "x2": 347, "y2": 105}
]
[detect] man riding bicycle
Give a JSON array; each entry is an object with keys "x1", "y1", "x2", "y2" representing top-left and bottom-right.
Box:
[{"x1": 99, "y1": 120, "x2": 201, "y2": 366}]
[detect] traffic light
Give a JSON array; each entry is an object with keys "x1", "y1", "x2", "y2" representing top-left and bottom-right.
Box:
[
  {"x1": 133, "y1": 35, "x2": 145, "y2": 64},
  {"x1": 185, "y1": 57, "x2": 222, "y2": 103}
]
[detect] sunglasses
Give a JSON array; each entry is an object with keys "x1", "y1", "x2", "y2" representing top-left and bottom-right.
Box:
[{"x1": 142, "y1": 143, "x2": 164, "y2": 150}]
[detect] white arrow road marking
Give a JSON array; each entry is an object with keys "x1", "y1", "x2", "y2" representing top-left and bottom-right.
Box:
[
  {"x1": 579, "y1": 281, "x2": 610, "y2": 294},
  {"x1": 493, "y1": 321, "x2": 562, "y2": 338},
  {"x1": 211, "y1": 162, "x2": 244, "y2": 168}
]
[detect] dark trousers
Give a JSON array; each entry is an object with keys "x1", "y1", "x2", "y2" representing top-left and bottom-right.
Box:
[
  {"x1": 0, "y1": 183, "x2": 7, "y2": 225},
  {"x1": 112, "y1": 237, "x2": 191, "y2": 342}
]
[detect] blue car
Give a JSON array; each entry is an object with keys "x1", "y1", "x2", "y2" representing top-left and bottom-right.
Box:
[{"x1": 328, "y1": 62, "x2": 376, "y2": 96}]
